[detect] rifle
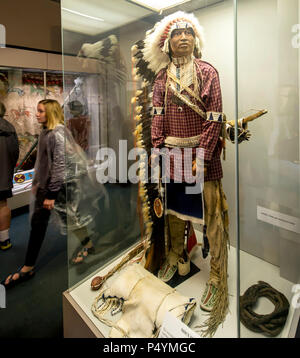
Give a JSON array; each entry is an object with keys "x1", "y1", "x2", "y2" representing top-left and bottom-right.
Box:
[
  {"x1": 226, "y1": 109, "x2": 268, "y2": 144},
  {"x1": 227, "y1": 109, "x2": 268, "y2": 128}
]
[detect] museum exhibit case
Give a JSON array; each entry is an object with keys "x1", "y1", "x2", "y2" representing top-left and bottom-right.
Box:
[{"x1": 61, "y1": 0, "x2": 300, "y2": 338}]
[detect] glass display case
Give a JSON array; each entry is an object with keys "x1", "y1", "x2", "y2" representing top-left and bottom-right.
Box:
[
  {"x1": 61, "y1": 0, "x2": 299, "y2": 338},
  {"x1": 237, "y1": 0, "x2": 300, "y2": 338}
]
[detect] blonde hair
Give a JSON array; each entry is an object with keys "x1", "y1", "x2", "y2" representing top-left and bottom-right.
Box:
[{"x1": 38, "y1": 99, "x2": 64, "y2": 130}]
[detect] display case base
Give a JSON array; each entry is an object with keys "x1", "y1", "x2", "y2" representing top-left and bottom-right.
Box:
[
  {"x1": 63, "y1": 291, "x2": 103, "y2": 338},
  {"x1": 63, "y1": 239, "x2": 297, "y2": 338}
]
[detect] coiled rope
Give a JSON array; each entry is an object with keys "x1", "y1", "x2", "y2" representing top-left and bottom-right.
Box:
[{"x1": 240, "y1": 281, "x2": 290, "y2": 337}]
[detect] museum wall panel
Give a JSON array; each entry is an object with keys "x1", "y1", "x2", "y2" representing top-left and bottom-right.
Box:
[{"x1": 0, "y1": 0, "x2": 61, "y2": 52}]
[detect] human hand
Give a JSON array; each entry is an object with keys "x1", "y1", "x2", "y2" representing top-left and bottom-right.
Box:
[
  {"x1": 192, "y1": 160, "x2": 196, "y2": 176},
  {"x1": 227, "y1": 126, "x2": 251, "y2": 143},
  {"x1": 192, "y1": 160, "x2": 207, "y2": 177},
  {"x1": 43, "y1": 199, "x2": 55, "y2": 210}
]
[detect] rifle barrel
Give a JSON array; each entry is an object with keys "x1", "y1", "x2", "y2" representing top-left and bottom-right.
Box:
[
  {"x1": 242, "y1": 109, "x2": 268, "y2": 124},
  {"x1": 227, "y1": 109, "x2": 268, "y2": 127}
]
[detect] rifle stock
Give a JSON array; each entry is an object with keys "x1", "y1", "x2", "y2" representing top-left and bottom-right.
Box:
[{"x1": 227, "y1": 109, "x2": 268, "y2": 128}]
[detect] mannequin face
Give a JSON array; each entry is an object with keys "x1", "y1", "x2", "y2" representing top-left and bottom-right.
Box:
[
  {"x1": 169, "y1": 28, "x2": 195, "y2": 58},
  {"x1": 36, "y1": 103, "x2": 47, "y2": 125}
]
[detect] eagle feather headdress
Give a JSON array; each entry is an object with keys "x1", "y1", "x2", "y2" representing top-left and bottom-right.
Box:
[{"x1": 132, "y1": 11, "x2": 205, "y2": 84}]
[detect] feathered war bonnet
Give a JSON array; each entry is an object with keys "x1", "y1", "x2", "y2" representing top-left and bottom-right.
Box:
[{"x1": 142, "y1": 11, "x2": 205, "y2": 75}]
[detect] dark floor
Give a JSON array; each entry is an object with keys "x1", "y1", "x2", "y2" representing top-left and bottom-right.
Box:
[{"x1": 0, "y1": 205, "x2": 68, "y2": 338}]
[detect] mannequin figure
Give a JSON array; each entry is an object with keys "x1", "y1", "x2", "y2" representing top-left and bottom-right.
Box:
[{"x1": 134, "y1": 11, "x2": 231, "y2": 336}]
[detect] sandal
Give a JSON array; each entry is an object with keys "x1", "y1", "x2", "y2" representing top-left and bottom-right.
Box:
[
  {"x1": 0, "y1": 239, "x2": 12, "y2": 251},
  {"x1": 1, "y1": 267, "x2": 35, "y2": 289},
  {"x1": 70, "y1": 246, "x2": 95, "y2": 265}
]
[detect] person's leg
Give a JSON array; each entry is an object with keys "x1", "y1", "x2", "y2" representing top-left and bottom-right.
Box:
[
  {"x1": 0, "y1": 198, "x2": 12, "y2": 250},
  {"x1": 4, "y1": 190, "x2": 51, "y2": 285},
  {"x1": 23, "y1": 206, "x2": 52, "y2": 267},
  {"x1": 167, "y1": 214, "x2": 186, "y2": 265},
  {"x1": 0, "y1": 199, "x2": 11, "y2": 230},
  {"x1": 157, "y1": 214, "x2": 187, "y2": 281},
  {"x1": 203, "y1": 181, "x2": 224, "y2": 286},
  {"x1": 201, "y1": 180, "x2": 229, "y2": 319}
]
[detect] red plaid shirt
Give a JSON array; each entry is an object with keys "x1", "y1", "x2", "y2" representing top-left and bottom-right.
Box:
[{"x1": 152, "y1": 59, "x2": 223, "y2": 182}]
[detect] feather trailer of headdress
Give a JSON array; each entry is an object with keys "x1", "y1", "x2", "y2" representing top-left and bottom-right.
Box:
[
  {"x1": 131, "y1": 47, "x2": 165, "y2": 272},
  {"x1": 132, "y1": 83, "x2": 166, "y2": 274}
]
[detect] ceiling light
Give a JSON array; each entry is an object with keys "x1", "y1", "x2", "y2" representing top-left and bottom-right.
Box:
[
  {"x1": 127, "y1": 0, "x2": 192, "y2": 12},
  {"x1": 62, "y1": 7, "x2": 104, "y2": 22}
]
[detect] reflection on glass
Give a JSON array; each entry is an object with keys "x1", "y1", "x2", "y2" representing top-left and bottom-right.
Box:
[
  {"x1": 63, "y1": 29, "x2": 140, "y2": 288},
  {"x1": 237, "y1": 0, "x2": 299, "y2": 338}
]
